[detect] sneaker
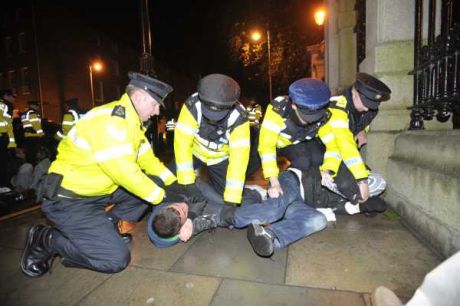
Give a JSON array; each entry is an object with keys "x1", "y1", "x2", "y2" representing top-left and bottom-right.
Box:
[
  {"x1": 245, "y1": 184, "x2": 268, "y2": 201},
  {"x1": 192, "y1": 214, "x2": 217, "y2": 236},
  {"x1": 247, "y1": 223, "x2": 274, "y2": 257},
  {"x1": 372, "y1": 286, "x2": 403, "y2": 306}
]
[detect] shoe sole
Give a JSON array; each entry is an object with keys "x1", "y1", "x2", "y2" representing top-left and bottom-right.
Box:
[
  {"x1": 247, "y1": 224, "x2": 274, "y2": 257},
  {"x1": 20, "y1": 225, "x2": 45, "y2": 277}
]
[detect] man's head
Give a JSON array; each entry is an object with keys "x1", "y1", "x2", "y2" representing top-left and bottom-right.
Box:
[
  {"x1": 288, "y1": 78, "x2": 331, "y2": 125},
  {"x1": 1, "y1": 89, "x2": 16, "y2": 104},
  {"x1": 28, "y1": 100, "x2": 40, "y2": 111},
  {"x1": 352, "y1": 72, "x2": 391, "y2": 112},
  {"x1": 198, "y1": 73, "x2": 240, "y2": 122},
  {"x1": 152, "y1": 202, "x2": 188, "y2": 238},
  {"x1": 127, "y1": 72, "x2": 173, "y2": 122}
]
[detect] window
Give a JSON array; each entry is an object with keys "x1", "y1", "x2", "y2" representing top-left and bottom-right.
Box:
[
  {"x1": 20, "y1": 67, "x2": 31, "y2": 95},
  {"x1": 18, "y1": 32, "x2": 26, "y2": 53},
  {"x1": 95, "y1": 80, "x2": 104, "y2": 103},
  {"x1": 5, "y1": 36, "x2": 12, "y2": 57}
]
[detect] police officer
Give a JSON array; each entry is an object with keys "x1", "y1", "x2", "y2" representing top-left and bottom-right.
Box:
[
  {"x1": 21, "y1": 72, "x2": 177, "y2": 277},
  {"x1": 21, "y1": 100, "x2": 44, "y2": 165},
  {"x1": 246, "y1": 99, "x2": 263, "y2": 128},
  {"x1": 318, "y1": 72, "x2": 391, "y2": 204},
  {"x1": 0, "y1": 89, "x2": 17, "y2": 186},
  {"x1": 173, "y1": 73, "x2": 255, "y2": 205},
  {"x1": 258, "y1": 78, "x2": 333, "y2": 198},
  {"x1": 55, "y1": 98, "x2": 85, "y2": 140}
]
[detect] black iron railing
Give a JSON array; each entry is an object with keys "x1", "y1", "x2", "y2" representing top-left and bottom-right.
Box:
[{"x1": 410, "y1": 0, "x2": 460, "y2": 129}]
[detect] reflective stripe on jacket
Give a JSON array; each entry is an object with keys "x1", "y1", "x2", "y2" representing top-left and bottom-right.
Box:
[
  {"x1": 320, "y1": 95, "x2": 368, "y2": 180},
  {"x1": 174, "y1": 93, "x2": 250, "y2": 203},
  {"x1": 49, "y1": 93, "x2": 176, "y2": 204},
  {"x1": 258, "y1": 99, "x2": 331, "y2": 179},
  {"x1": 0, "y1": 101, "x2": 16, "y2": 148},
  {"x1": 21, "y1": 109, "x2": 44, "y2": 137}
]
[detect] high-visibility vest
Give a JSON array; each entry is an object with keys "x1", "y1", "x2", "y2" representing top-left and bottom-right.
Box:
[{"x1": 49, "y1": 93, "x2": 176, "y2": 204}]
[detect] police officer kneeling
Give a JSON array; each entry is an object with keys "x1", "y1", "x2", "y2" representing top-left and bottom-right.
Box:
[{"x1": 21, "y1": 72, "x2": 177, "y2": 277}]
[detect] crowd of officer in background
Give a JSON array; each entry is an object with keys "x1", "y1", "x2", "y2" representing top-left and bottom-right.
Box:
[{"x1": 0, "y1": 91, "x2": 85, "y2": 202}]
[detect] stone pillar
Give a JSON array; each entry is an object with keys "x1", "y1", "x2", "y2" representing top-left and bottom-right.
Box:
[{"x1": 325, "y1": 0, "x2": 357, "y2": 95}]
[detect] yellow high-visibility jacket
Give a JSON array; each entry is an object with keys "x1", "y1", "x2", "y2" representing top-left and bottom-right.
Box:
[
  {"x1": 48, "y1": 93, "x2": 176, "y2": 204},
  {"x1": 319, "y1": 94, "x2": 370, "y2": 181},
  {"x1": 21, "y1": 108, "x2": 44, "y2": 138},
  {"x1": 0, "y1": 101, "x2": 16, "y2": 148},
  {"x1": 55, "y1": 109, "x2": 83, "y2": 140},
  {"x1": 174, "y1": 93, "x2": 250, "y2": 204},
  {"x1": 258, "y1": 96, "x2": 336, "y2": 179}
]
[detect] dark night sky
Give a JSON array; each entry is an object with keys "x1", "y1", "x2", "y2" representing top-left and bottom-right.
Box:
[{"x1": 68, "y1": 0, "x2": 324, "y2": 76}]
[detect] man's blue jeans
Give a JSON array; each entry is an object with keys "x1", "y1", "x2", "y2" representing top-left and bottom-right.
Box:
[{"x1": 233, "y1": 171, "x2": 327, "y2": 249}]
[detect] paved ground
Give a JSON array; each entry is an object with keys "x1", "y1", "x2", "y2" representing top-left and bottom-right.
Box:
[{"x1": 0, "y1": 206, "x2": 441, "y2": 306}]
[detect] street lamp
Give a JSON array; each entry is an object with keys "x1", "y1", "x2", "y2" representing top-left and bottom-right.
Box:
[
  {"x1": 250, "y1": 29, "x2": 272, "y2": 101},
  {"x1": 89, "y1": 60, "x2": 104, "y2": 108},
  {"x1": 314, "y1": 9, "x2": 326, "y2": 26}
]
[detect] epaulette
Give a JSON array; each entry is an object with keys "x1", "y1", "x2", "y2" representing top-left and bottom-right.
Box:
[
  {"x1": 111, "y1": 105, "x2": 126, "y2": 119},
  {"x1": 329, "y1": 95, "x2": 348, "y2": 111},
  {"x1": 185, "y1": 93, "x2": 199, "y2": 108},
  {"x1": 235, "y1": 103, "x2": 248, "y2": 121},
  {"x1": 271, "y1": 95, "x2": 290, "y2": 116}
]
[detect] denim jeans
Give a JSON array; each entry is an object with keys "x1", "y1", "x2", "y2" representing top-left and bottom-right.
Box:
[{"x1": 233, "y1": 171, "x2": 327, "y2": 249}]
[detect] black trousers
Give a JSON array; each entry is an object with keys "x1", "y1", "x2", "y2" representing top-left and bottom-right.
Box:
[
  {"x1": 41, "y1": 187, "x2": 148, "y2": 273},
  {"x1": 169, "y1": 155, "x2": 261, "y2": 205},
  {"x1": 278, "y1": 138, "x2": 325, "y2": 171}
]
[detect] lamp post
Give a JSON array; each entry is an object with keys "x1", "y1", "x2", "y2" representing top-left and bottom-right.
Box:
[
  {"x1": 251, "y1": 28, "x2": 272, "y2": 101},
  {"x1": 89, "y1": 61, "x2": 103, "y2": 108}
]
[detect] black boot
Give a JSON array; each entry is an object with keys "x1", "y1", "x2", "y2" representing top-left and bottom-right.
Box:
[
  {"x1": 247, "y1": 223, "x2": 275, "y2": 257},
  {"x1": 360, "y1": 197, "x2": 387, "y2": 217},
  {"x1": 21, "y1": 225, "x2": 56, "y2": 277},
  {"x1": 107, "y1": 216, "x2": 132, "y2": 244},
  {"x1": 192, "y1": 214, "x2": 218, "y2": 236}
]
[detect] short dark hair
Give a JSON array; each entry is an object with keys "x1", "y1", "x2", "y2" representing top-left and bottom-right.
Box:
[{"x1": 152, "y1": 207, "x2": 181, "y2": 238}]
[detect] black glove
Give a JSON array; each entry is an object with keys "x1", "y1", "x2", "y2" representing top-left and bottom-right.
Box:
[
  {"x1": 182, "y1": 183, "x2": 206, "y2": 202},
  {"x1": 164, "y1": 182, "x2": 187, "y2": 203}
]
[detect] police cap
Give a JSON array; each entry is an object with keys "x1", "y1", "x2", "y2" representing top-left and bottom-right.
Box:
[
  {"x1": 128, "y1": 72, "x2": 173, "y2": 107},
  {"x1": 289, "y1": 78, "x2": 331, "y2": 122},
  {"x1": 198, "y1": 73, "x2": 241, "y2": 121},
  {"x1": 354, "y1": 73, "x2": 391, "y2": 110}
]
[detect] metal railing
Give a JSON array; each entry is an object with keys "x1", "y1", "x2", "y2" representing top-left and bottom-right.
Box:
[{"x1": 410, "y1": 0, "x2": 460, "y2": 129}]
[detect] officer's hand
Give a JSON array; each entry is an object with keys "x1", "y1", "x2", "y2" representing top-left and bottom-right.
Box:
[
  {"x1": 358, "y1": 181, "x2": 370, "y2": 202},
  {"x1": 268, "y1": 177, "x2": 283, "y2": 198},
  {"x1": 179, "y1": 218, "x2": 193, "y2": 242},
  {"x1": 355, "y1": 130, "x2": 368, "y2": 149},
  {"x1": 183, "y1": 184, "x2": 206, "y2": 202},
  {"x1": 164, "y1": 182, "x2": 186, "y2": 202},
  {"x1": 320, "y1": 170, "x2": 337, "y2": 192}
]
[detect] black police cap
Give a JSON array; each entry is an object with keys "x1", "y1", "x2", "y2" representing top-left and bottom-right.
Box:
[
  {"x1": 354, "y1": 72, "x2": 391, "y2": 110},
  {"x1": 197, "y1": 73, "x2": 240, "y2": 108},
  {"x1": 128, "y1": 72, "x2": 173, "y2": 107}
]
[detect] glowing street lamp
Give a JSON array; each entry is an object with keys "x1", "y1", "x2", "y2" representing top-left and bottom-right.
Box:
[
  {"x1": 250, "y1": 29, "x2": 272, "y2": 101},
  {"x1": 89, "y1": 60, "x2": 104, "y2": 108},
  {"x1": 314, "y1": 9, "x2": 326, "y2": 26}
]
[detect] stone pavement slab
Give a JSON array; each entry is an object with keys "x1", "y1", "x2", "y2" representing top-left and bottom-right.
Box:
[
  {"x1": 78, "y1": 266, "x2": 221, "y2": 306},
  {"x1": 0, "y1": 210, "x2": 48, "y2": 249},
  {"x1": 128, "y1": 219, "x2": 194, "y2": 271},
  {"x1": 170, "y1": 228, "x2": 287, "y2": 284},
  {"x1": 0, "y1": 247, "x2": 110, "y2": 306},
  {"x1": 286, "y1": 213, "x2": 440, "y2": 298},
  {"x1": 211, "y1": 279, "x2": 367, "y2": 306}
]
